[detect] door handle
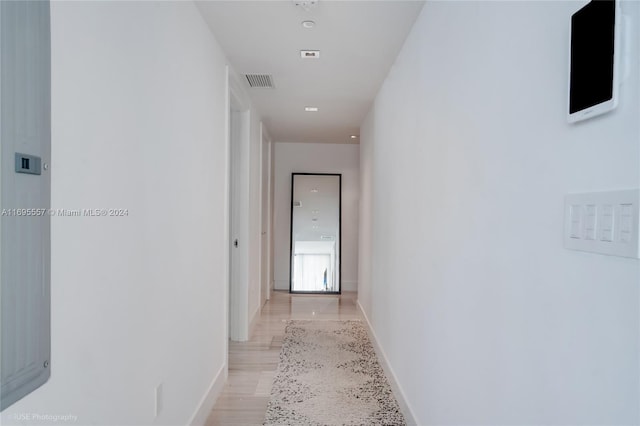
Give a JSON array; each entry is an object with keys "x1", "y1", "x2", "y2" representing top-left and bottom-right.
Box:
[{"x1": 234, "y1": 239, "x2": 238, "y2": 248}]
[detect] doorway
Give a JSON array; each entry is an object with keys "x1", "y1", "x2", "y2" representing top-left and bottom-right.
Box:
[
  {"x1": 259, "y1": 125, "x2": 272, "y2": 308},
  {"x1": 228, "y1": 74, "x2": 251, "y2": 342},
  {"x1": 289, "y1": 173, "x2": 341, "y2": 294}
]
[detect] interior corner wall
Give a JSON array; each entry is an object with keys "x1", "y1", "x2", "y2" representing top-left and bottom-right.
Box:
[
  {"x1": 273, "y1": 142, "x2": 360, "y2": 292},
  {"x1": 1, "y1": 2, "x2": 230, "y2": 424},
  {"x1": 359, "y1": 1, "x2": 640, "y2": 425}
]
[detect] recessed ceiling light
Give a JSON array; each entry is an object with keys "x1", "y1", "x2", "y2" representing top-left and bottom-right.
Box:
[
  {"x1": 302, "y1": 20, "x2": 315, "y2": 29},
  {"x1": 310, "y1": 188, "x2": 319, "y2": 193},
  {"x1": 305, "y1": 107, "x2": 319, "y2": 112},
  {"x1": 350, "y1": 135, "x2": 358, "y2": 139}
]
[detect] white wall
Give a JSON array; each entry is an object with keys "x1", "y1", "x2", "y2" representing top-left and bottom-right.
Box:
[
  {"x1": 360, "y1": 1, "x2": 640, "y2": 425},
  {"x1": 260, "y1": 125, "x2": 274, "y2": 306},
  {"x1": 248, "y1": 113, "x2": 263, "y2": 329},
  {"x1": 1, "y1": 2, "x2": 230, "y2": 424},
  {"x1": 228, "y1": 106, "x2": 250, "y2": 342},
  {"x1": 227, "y1": 71, "x2": 266, "y2": 341},
  {"x1": 274, "y1": 143, "x2": 359, "y2": 292},
  {"x1": 269, "y1": 137, "x2": 276, "y2": 292}
]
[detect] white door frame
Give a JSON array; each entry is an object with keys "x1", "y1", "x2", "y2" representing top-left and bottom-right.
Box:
[{"x1": 259, "y1": 124, "x2": 272, "y2": 305}]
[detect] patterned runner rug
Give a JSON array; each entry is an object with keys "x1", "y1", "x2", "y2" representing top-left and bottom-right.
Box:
[{"x1": 263, "y1": 320, "x2": 406, "y2": 425}]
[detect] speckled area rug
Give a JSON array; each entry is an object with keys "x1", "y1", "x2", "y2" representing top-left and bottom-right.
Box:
[{"x1": 263, "y1": 320, "x2": 406, "y2": 426}]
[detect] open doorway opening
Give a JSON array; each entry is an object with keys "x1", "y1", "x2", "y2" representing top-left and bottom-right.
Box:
[
  {"x1": 228, "y1": 83, "x2": 250, "y2": 342},
  {"x1": 259, "y1": 125, "x2": 272, "y2": 307}
]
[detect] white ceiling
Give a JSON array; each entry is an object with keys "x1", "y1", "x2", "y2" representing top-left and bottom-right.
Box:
[{"x1": 197, "y1": 0, "x2": 425, "y2": 144}]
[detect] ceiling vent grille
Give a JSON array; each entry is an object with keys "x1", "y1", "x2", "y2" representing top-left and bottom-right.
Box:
[{"x1": 245, "y1": 74, "x2": 275, "y2": 88}]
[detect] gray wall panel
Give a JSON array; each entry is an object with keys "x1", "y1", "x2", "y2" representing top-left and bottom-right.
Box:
[{"x1": 0, "y1": 0, "x2": 51, "y2": 411}]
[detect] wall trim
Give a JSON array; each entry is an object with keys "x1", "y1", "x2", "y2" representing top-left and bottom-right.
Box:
[
  {"x1": 188, "y1": 363, "x2": 227, "y2": 426},
  {"x1": 357, "y1": 301, "x2": 419, "y2": 426}
]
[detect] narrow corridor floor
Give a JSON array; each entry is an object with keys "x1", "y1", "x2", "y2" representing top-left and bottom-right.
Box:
[{"x1": 205, "y1": 291, "x2": 362, "y2": 426}]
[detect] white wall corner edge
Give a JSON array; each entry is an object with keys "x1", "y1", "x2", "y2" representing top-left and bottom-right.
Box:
[
  {"x1": 342, "y1": 280, "x2": 358, "y2": 292},
  {"x1": 249, "y1": 306, "x2": 260, "y2": 339},
  {"x1": 357, "y1": 301, "x2": 420, "y2": 426},
  {"x1": 273, "y1": 280, "x2": 289, "y2": 291},
  {"x1": 188, "y1": 363, "x2": 228, "y2": 426}
]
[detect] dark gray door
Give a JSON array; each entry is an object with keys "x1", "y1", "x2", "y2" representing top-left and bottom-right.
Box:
[{"x1": 1, "y1": 0, "x2": 52, "y2": 410}]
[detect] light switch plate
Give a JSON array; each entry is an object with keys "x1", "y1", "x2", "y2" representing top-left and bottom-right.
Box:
[{"x1": 564, "y1": 189, "x2": 639, "y2": 258}]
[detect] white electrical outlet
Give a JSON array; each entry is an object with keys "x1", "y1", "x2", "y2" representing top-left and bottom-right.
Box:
[
  {"x1": 154, "y1": 383, "x2": 163, "y2": 417},
  {"x1": 564, "y1": 189, "x2": 640, "y2": 258}
]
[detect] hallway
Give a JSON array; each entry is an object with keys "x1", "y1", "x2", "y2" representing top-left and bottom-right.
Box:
[
  {"x1": 1, "y1": 1, "x2": 639, "y2": 425},
  {"x1": 205, "y1": 291, "x2": 361, "y2": 425}
]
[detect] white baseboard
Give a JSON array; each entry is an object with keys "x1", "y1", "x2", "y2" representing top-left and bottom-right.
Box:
[
  {"x1": 357, "y1": 301, "x2": 419, "y2": 426},
  {"x1": 188, "y1": 363, "x2": 227, "y2": 426}
]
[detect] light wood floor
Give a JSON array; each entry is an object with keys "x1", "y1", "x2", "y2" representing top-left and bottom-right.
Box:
[{"x1": 205, "y1": 290, "x2": 363, "y2": 426}]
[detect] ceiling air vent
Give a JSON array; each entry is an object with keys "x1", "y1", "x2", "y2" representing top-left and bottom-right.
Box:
[{"x1": 245, "y1": 74, "x2": 275, "y2": 89}]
